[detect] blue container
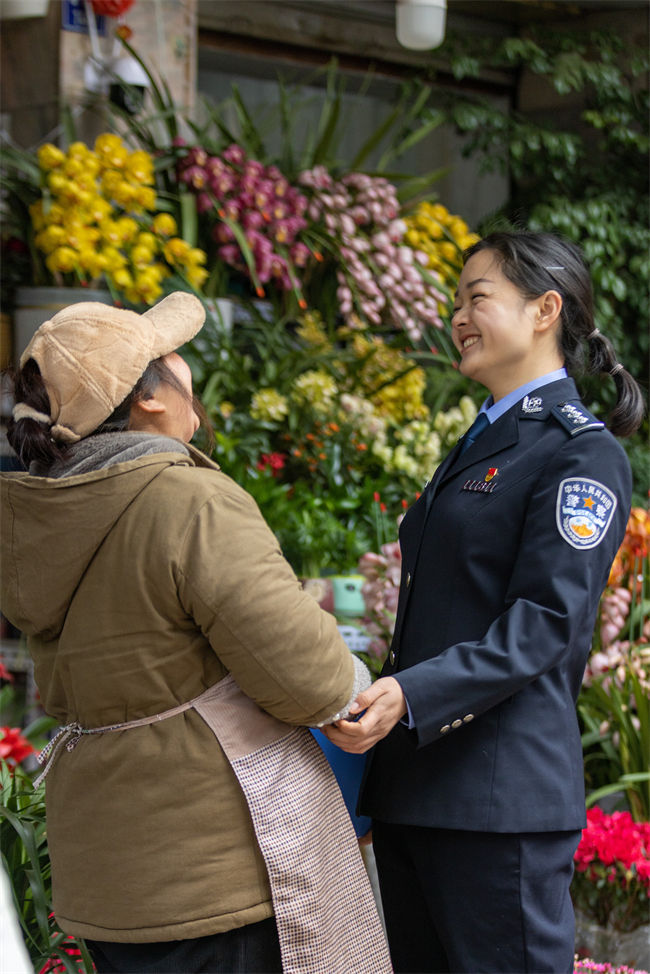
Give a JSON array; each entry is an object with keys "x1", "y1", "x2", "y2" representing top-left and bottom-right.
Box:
[{"x1": 311, "y1": 729, "x2": 372, "y2": 838}]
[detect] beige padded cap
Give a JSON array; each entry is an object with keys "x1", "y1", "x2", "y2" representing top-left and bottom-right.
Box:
[{"x1": 20, "y1": 291, "x2": 205, "y2": 443}]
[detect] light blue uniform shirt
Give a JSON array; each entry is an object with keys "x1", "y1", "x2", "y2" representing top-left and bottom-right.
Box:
[
  {"x1": 402, "y1": 367, "x2": 568, "y2": 728},
  {"x1": 479, "y1": 367, "x2": 568, "y2": 424}
]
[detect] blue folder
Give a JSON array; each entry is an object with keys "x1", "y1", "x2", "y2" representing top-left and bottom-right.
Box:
[{"x1": 311, "y1": 729, "x2": 372, "y2": 838}]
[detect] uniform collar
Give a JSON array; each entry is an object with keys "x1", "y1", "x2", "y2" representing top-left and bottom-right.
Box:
[{"x1": 481, "y1": 368, "x2": 568, "y2": 424}]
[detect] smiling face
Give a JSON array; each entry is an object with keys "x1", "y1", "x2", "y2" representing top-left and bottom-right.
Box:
[{"x1": 451, "y1": 249, "x2": 564, "y2": 401}]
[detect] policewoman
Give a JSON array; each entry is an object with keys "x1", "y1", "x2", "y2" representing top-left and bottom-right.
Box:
[{"x1": 323, "y1": 231, "x2": 645, "y2": 973}]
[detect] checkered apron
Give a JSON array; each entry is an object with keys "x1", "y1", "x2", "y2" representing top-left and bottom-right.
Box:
[{"x1": 38, "y1": 675, "x2": 392, "y2": 974}]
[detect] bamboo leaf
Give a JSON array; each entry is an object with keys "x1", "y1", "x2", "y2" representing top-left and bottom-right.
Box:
[
  {"x1": 585, "y1": 781, "x2": 630, "y2": 806},
  {"x1": 230, "y1": 85, "x2": 266, "y2": 159},
  {"x1": 378, "y1": 111, "x2": 446, "y2": 170},
  {"x1": 396, "y1": 168, "x2": 451, "y2": 206},
  {"x1": 312, "y1": 93, "x2": 342, "y2": 166},
  {"x1": 619, "y1": 771, "x2": 650, "y2": 782},
  {"x1": 179, "y1": 192, "x2": 198, "y2": 248},
  {"x1": 349, "y1": 104, "x2": 404, "y2": 171}
]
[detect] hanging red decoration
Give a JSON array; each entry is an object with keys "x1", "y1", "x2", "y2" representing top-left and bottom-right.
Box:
[{"x1": 90, "y1": 0, "x2": 135, "y2": 17}]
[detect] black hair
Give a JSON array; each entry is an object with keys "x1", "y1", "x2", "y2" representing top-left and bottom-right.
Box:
[
  {"x1": 464, "y1": 231, "x2": 645, "y2": 437},
  {"x1": 6, "y1": 357, "x2": 213, "y2": 470}
]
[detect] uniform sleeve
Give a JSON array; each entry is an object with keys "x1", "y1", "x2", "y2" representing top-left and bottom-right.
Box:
[
  {"x1": 395, "y1": 434, "x2": 632, "y2": 748},
  {"x1": 174, "y1": 475, "x2": 357, "y2": 726}
]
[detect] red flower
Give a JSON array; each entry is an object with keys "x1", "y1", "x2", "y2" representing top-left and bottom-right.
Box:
[
  {"x1": 256, "y1": 452, "x2": 286, "y2": 477},
  {"x1": 90, "y1": 0, "x2": 135, "y2": 16},
  {"x1": 0, "y1": 660, "x2": 14, "y2": 683},
  {"x1": 0, "y1": 726, "x2": 34, "y2": 765},
  {"x1": 575, "y1": 808, "x2": 650, "y2": 888}
]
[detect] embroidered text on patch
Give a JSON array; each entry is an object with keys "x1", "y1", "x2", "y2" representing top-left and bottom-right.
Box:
[{"x1": 555, "y1": 477, "x2": 617, "y2": 550}]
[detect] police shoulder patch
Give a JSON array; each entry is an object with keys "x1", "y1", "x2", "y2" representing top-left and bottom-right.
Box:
[
  {"x1": 551, "y1": 401, "x2": 605, "y2": 437},
  {"x1": 556, "y1": 477, "x2": 618, "y2": 550}
]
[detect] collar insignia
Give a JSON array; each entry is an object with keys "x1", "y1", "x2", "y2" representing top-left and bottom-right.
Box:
[{"x1": 522, "y1": 394, "x2": 543, "y2": 413}]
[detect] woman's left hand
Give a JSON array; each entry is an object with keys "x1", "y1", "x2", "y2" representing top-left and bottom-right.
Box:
[{"x1": 321, "y1": 677, "x2": 407, "y2": 753}]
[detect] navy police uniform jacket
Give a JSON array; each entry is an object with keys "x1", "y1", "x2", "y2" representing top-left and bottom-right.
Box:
[{"x1": 359, "y1": 377, "x2": 632, "y2": 833}]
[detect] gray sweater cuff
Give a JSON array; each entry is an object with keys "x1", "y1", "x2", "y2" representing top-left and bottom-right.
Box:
[{"x1": 312, "y1": 655, "x2": 372, "y2": 726}]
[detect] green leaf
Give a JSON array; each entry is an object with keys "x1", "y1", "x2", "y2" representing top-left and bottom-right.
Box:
[{"x1": 230, "y1": 84, "x2": 266, "y2": 160}]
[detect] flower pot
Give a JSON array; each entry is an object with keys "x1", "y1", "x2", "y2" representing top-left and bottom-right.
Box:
[
  {"x1": 12, "y1": 286, "x2": 112, "y2": 365},
  {"x1": 331, "y1": 574, "x2": 366, "y2": 618}
]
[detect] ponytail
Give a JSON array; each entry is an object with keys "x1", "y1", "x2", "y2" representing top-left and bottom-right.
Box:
[
  {"x1": 585, "y1": 329, "x2": 645, "y2": 438},
  {"x1": 5, "y1": 360, "x2": 68, "y2": 470}
]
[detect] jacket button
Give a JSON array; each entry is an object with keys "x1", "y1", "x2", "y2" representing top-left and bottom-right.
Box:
[
  {"x1": 463, "y1": 714, "x2": 475, "y2": 723},
  {"x1": 440, "y1": 724, "x2": 450, "y2": 734},
  {"x1": 406, "y1": 572, "x2": 411, "y2": 586},
  {"x1": 389, "y1": 650, "x2": 396, "y2": 665},
  {"x1": 451, "y1": 719, "x2": 462, "y2": 729}
]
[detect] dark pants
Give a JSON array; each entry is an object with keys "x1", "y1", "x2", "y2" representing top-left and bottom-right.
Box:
[
  {"x1": 373, "y1": 821, "x2": 581, "y2": 974},
  {"x1": 86, "y1": 917, "x2": 282, "y2": 973}
]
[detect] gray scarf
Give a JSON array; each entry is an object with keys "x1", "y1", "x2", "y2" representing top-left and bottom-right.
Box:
[{"x1": 32, "y1": 432, "x2": 189, "y2": 479}]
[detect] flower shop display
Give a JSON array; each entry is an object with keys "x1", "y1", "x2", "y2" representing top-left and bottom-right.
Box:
[
  {"x1": 187, "y1": 299, "x2": 477, "y2": 578},
  {"x1": 0, "y1": 671, "x2": 90, "y2": 973},
  {"x1": 572, "y1": 807, "x2": 650, "y2": 970},
  {"x1": 297, "y1": 166, "x2": 449, "y2": 345},
  {"x1": 1, "y1": 756, "x2": 93, "y2": 974},
  {"x1": 357, "y1": 533, "x2": 402, "y2": 676},
  {"x1": 574, "y1": 961, "x2": 648, "y2": 974},
  {"x1": 0, "y1": 725, "x2": 34, "y2": 767},
  {"x1": 404, "y1": 200, "x2": 480, "y2": 289},
  {"x1": 1, "y1": 132, "x2": 208, "y2": 315},
  {"x1": 177, "y1": 142, "x2": 312, "y2": 306},
  {"x1": 573, "y1": 807, "x2": 650, "y2": 932},
  {"x1": 30, "y1": 135, "x2": 207, "y2": 304},
  {"x1": 579, "y1": 507, "x2": 650, "y2": 820}
]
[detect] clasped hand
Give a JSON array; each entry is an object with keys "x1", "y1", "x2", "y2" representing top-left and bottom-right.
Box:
[{"x1": 321, "y1": 676, "x2": 407, "y2": 753}]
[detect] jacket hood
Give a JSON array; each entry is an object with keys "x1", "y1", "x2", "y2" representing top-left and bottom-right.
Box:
[{"x1": 0, "y1": 440, "x2": 211, "y2": 639}]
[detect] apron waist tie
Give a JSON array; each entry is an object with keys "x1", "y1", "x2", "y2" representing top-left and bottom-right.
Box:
[{"x1": 35, "y1": 686, "x2": 211, "y2": 787}]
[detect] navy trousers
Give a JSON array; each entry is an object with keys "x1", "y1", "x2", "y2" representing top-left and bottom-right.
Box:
[
  {"x1": 373, "y1": 822, "x2": 581, "y2": 974},
  {"x1": 86, "y1": 916, "x2": 282, "y2": 973}
]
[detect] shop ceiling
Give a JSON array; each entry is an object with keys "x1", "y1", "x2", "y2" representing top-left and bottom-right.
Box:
[{"x1": 197, "y1": 0, "x2": 647, "y2": 84}]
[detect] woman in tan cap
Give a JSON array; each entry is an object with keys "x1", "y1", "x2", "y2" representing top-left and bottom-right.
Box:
[{"x1": 1, "y1": 293, "x2": 391, "y2": 974}]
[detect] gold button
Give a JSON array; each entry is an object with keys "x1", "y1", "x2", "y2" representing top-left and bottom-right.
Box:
[
  {"x1": 451, "y1": 719, "x2": 462, "y2": 729},
  {"x1": 463, "y1": 714, "x2": 475, "y2": 723},
  {"x1": 389, "y1": 650, "x2": 396, "y2": 665},
  {"x1": 406, "y1": 572, "x2": 411, "y2": 586},
  {"x1": 440, "y1": 724, "x2": 450, "y2": 734}
]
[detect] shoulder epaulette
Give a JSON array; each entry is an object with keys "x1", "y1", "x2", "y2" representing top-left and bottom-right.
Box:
[{"x1": 551, "y1": 401, "x2": 605, "y2": 437}]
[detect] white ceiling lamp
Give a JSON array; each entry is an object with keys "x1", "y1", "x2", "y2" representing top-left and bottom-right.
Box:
[
  {"x1": 0, "y1": 0, "x2": 50, "y2": 18},
  {"x1": 396, "y1": 0, "x2": 447, "y2": 50}
]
